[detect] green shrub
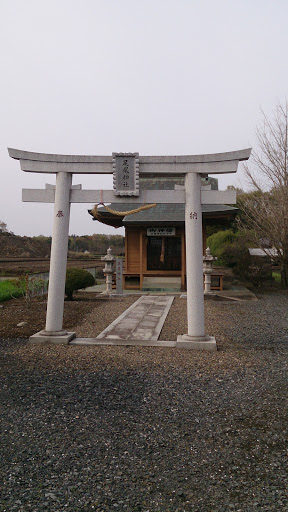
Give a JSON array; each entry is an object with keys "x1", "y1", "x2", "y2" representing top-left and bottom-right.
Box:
[
  {"x1": 222, "y1": 240, "x2": 272, "y2": 286},
  {"x1": 206, "y1": 229, "x2": 237, "y2": 265},
  {"x1": 221, "y1": 240, "x2": 250, "y2": 271},
  {"x1": 207, "y1": 230, "x2": 273, "y2": 286},
  {"x1": 65, "y1": 268, "x2": 95, "y2": 300},
  {"x1": 272, "y1": 271, "x2": 281, "y2": 283}
]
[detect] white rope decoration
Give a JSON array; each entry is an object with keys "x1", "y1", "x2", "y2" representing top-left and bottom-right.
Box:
[{"x1": 91, "y1": 202, "x2": 157, "y2": 219}]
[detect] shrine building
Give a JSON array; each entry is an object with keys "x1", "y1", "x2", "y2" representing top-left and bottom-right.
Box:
[{"x1": 89, "y1": 175, "x2": 237, "y2": 291}]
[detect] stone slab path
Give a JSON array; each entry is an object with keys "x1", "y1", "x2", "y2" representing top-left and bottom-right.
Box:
[{"x1": 70, "y1": 295, "x2": 174, "y2": 346}]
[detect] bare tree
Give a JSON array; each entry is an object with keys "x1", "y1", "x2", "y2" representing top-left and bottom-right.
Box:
[{"x1": 239, "y1": 102, "x2": 288, "y2": 287}]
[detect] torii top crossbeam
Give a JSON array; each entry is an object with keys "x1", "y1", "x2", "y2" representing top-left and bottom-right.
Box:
[{"x1": 8, "y1": 147, "x2": 251, "y2": 175}]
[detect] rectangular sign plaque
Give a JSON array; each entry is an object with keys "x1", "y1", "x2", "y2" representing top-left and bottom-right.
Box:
[
  {"x1": 113, "y1": 152, "x2": 139, "y2": 196},
  {"x1": 147, "y1": 227, "x2": 176, "y2": 236}
]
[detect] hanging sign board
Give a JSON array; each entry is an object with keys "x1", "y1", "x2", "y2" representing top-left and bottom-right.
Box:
[
  {"x1": 113, "y1": 152, "x2": 139, "y2": 196},
  {"x1": 147, "y1": 227, "x2": 176, "y2": 236}
]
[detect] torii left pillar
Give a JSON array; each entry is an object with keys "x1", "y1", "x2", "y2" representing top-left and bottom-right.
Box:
[{"x1": 35, "y1": 172, "x2": 76, "y2": 343}]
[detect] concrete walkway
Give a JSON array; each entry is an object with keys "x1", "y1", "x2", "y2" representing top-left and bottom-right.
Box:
[{"x1": 71, "y1": 295, "x2": 175, "y2": 347}]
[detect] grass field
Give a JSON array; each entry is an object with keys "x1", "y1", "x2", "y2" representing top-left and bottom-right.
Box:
[{"x1": 0, "y1": 279, "x2": 25, "y2": 302}]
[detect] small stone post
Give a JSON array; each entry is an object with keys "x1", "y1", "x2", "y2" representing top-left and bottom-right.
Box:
[
  {"x1": 203, "y1": 247, "x2": 217, "y2": 295},
  {"x1": 115, "y1": 257, "x2": 123, "y2": 295},
  {"x1": 101, "y1": 248, "x2": 115, "y2": 295}
]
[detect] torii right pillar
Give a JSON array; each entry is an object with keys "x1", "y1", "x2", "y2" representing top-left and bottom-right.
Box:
[{"x1": 177, "y1": 172, "x2": 216, "y2": 350}]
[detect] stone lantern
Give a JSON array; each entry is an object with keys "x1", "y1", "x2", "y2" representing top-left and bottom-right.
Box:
[
  {"x1": 203, "y1": 247, "x2": 217, "y2": 295},
  {"x1": 101, "y1": 247, "x2": 115, "y2": 295}
]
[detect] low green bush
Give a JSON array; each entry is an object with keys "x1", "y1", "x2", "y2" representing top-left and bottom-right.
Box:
[
  {"x1": 65, "y1": 268, "x2": 95, "y2": 300},
  {"x1": 272, "y1": 272, "x2": 281, "y2": 284},
  {"x1": 223, "y1": 243, "x2": 272, "y2": 286},
  {"x1": 208, "y1": 230, "x2": 273, "y2": 286},
  {"x1": 207, "y1": 229, "x2": 237, "y2": 265}
]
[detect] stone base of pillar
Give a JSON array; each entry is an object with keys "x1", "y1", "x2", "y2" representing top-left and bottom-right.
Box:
[
  {"x1": 204, "y1": 292, "x2": 217, "y2": 299},
  {"x1": 29, "y1": 331, "x2": 76, "y2": 344},
  {"x1": 39, "y1": 329, "x2": 68, "y2": 336},
  {"x1": 176, "y1": 334, "x2": 217, "y2": 350}
]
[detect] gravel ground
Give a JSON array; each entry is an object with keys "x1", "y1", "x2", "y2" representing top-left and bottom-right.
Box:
[{"x1": 1, "y1": 293, "x2": 288, "y2": 512}]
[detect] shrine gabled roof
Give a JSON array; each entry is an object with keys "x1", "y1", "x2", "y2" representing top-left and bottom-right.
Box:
[{"x1": 122, "y1": 203, "x2": 237, "y2": 224}]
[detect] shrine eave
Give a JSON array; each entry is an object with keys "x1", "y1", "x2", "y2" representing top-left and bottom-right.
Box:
[{"x1": 88, "y1": 203, "x2": 238, "y2": 228}]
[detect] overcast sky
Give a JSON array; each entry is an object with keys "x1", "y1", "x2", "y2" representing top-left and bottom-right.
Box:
[{"x1": 1, "y1": 0, "x2": 287, "y2": 237}]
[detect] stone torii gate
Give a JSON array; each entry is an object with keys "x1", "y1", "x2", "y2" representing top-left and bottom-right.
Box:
[{"x1": 8, "y1": 147, "x2": 251, "y2": 350}]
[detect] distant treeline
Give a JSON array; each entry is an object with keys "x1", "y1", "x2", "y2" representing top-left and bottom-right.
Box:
[
  {"x1": 0, "y1": 231, "x2": 124, "y2": 258},
  {"x1": 33, "y1": 234, "x2": 124, "y2": 255},
  {"x1": 67, "y1": 234, "x2": 124, "y2": 255}
]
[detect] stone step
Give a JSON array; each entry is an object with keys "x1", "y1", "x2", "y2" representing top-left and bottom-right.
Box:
[
  {"x1": 142, "y1": 276, "x2": 181, "y2": 291},
  {"x1": 143, "y1": 277, "x2": 181, "y2": 284}
]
